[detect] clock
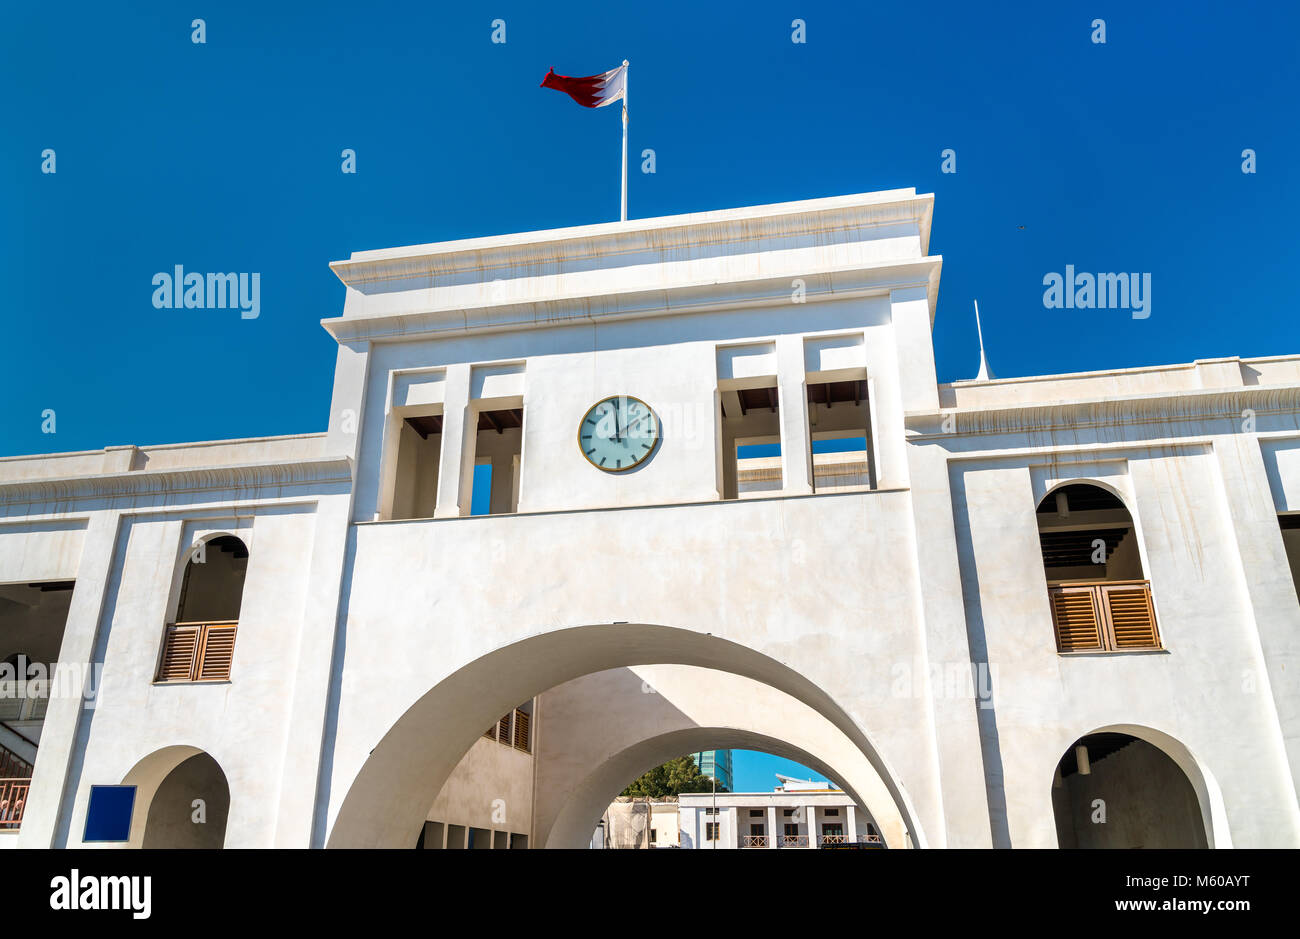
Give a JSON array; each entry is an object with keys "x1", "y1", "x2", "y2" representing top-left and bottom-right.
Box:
[{"x1": 578, "y1": 395, "x2": 661, "y2": 472}]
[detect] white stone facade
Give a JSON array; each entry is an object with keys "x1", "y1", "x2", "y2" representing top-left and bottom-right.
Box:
[{"x1": 1, "y1": 188, "x2": 1298, "y2": 849}]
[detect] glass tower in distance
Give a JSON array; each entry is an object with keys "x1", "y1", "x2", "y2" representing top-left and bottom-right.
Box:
[{"x1": 692, "y1": 750, "x2": 733, "y2": 791}]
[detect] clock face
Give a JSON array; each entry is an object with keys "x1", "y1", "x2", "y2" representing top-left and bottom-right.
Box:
[{"x1": 578, "y1": 395, "x2": 661, "y2": 472}]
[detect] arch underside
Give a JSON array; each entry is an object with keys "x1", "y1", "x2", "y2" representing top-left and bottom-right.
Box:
[
  {"x1": 324, "y1": 623, "x2": 925, "y2": 848},
  {"x1": 534, "y1": 665, "x2": 907, "y2": 848}
]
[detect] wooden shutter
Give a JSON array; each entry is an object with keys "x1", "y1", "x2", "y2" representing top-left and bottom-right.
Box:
[
  {"x1": 1049, "y1": 586, "x2": 1104, "y2": 652},
  {"x1": 196, "y1": 624, "x2": 238, "y2": 680},
  {"x1": 156, "y1": 622, "x2": 238, "y2": 682},
  {"x1": 498, "y1": 713, "x2": 512, "y2": 743},
  {"x1": 1101, "y1": 584, "x2": 1161, "y2": 650},
  {"x1": 513, "y1": 709, "x2": 530, "y2": 751},
  {"x1": 158, "y1": 624, "x2": 201, "y2": 681}
]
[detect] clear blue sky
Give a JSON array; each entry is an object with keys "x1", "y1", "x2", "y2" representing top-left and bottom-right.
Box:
[
  {"x1": 3, "y1": 2, "x2": 1297, "y2": 456},
  {"x1": 730, "y1": 750, "x2": 829, "y2": 793}
]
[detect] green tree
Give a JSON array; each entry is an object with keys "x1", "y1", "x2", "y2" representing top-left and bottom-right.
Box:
[{"x1": 620, "y1": 755, "x2": 726, "y2": 797}]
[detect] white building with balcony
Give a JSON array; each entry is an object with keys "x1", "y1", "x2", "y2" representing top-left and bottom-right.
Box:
[
  {"x1": 1, "y1": 188, "x2": 1299, "y2": 849},
  {"x1": 679, "y1": 775, "x2": 882, "y2": 849}
]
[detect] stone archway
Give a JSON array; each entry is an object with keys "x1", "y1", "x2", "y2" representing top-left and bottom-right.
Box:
[
  {"x1": 535, "y1": 664, "x2": 908, "y2": 848},
  {"x1": 1049, "y1": 724, "x2": 1228, "y2": 848},
  {"x1": 324, "y1": 623, "x2": 924, "y2": 848},
  {"x1": 122, "y1": 745, "x2": 230, "y2": 849}
]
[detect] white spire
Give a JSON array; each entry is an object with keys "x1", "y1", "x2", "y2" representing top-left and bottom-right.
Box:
[{"x1": 973, "y1": 299, "x2": 994, "y2": 381}]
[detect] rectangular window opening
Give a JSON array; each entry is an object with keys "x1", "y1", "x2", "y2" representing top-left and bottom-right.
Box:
[
  {"x1": 468, "y1": 407, "x2": 523, "y2": 516},
  {"x1": 807, "y1": 379, "x2": 872, "y2": 492},
  {"x1": 390, "y1": 414, "x2": 443, "y2": 520},
  {"x1": 720, "y1": 382, "x2": 781, "y2": 500}
]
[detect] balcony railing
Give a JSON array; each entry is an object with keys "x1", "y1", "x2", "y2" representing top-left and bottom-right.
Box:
[
  {"x1": 741, "y1": 834, "x2": 768, "y2": 848},
  {"x1": 0, "y1": 742, "x2": 33, "y2": 780},
  {"x1": 819, "y1": 833, "x2": 848, "y2": 845},
  {"x1": 780, "y1": 834, "x2": 809, "y2": 848},
  {"x1": 0, "y1": 778, "x2": 29, "y2": 830},
  {"x1": 1048, "y1": 580, "x2": 1160, "y2": 653},
  {"x1": 155, "y1": 621, "x2": 238, "y2": 682}
]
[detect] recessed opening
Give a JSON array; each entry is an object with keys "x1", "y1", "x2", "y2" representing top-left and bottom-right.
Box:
[
  {"x1": 720, "y1": 383, "x2": 781, "y2": 499},
  {"x1": 390, "y1": 415, "x2": 443, "y2": 520},
  {"x1": 1052, "y1": 733, "x2": 1207, "y2": 848},
  {"x1": 157, "y1": 535, "x2": 248, "y2": 683},
  {"x1": 468, "y1": 407, "x2": 523, "y2": 515},
  {"x1": 1037, "y1": 484, "x2": 1159, "y2": 652},
  {"x1": 807, "y1": 379, "x2": 872, "y2": 491},
  {"x1": 1037, "y1": 485, "x2": 1142, "y2": 584}
]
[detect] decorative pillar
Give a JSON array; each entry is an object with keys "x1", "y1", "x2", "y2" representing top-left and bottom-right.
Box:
[
  {"x1": 434, "y1": 364, "x2": 473, "y2": 517},
  {"x1": 775, "y1": 334, "x2": 812, "y2": 495}
]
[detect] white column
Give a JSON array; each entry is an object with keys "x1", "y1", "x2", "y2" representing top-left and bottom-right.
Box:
[
  {"x1": 17, "y1": 511, "x2": 121, "y2": 847},
  {"x1": 434, "y1": 364, "x2": 473, "y2": 517},
  {"x1": 889, "y1": 286, "x2": 940, "y2": 411},
  {"x1": 806, "y1": 805, "x2": 818, "y2": 848},
  {"x1": 767, "y1": 805, "x2": 778, "y2": 849},
  {"x1": 275, "y1": 489, "x2": 360, "y2": 847},
  {"x1": 846, "y1": 804, "x2": 858, "y2": 842},
  {"x1": 775, "y1": 334, "x2": 812, "y2": 495},
  {"x1": 726, "y1": 807, "x2": 739, "y2": 849}
]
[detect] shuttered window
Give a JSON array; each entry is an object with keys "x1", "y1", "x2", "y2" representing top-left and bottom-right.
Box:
[
  {"x1": 512, "y1": 708, "x2": 530, "y2": 752},
  {"x1": 157, "y1": 624, "x2": 201, "y2": 681},
  {"x1": 1050, "y1": 586, "x2": 1104, "y2": 652},
  {"x1": 196, "y1": 625, "x2": 238, "y2": 680},
  {"x1": 1100, "y1": 583, "x2": 1161, "y2": 650},
  {"x1": 156, "y1": 621, "x2": 238, "y2": 682},
  {"x1": 1049, "y1": 581, "x2": 1160, "y2": 653}
]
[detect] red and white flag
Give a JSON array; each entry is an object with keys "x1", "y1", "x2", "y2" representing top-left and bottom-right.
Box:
[{"x1": 540, "y1": 64, "x2": 627, "y2": 109}]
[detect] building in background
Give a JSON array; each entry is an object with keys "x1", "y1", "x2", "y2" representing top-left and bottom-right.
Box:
[
  {"x1": 592, "y1": 797, "x2": 681, "y2": 849},
  {"x1": 679, "y1": 775, "x2": 881, "y2": 849},
  {"x1": 691, "y1": 750, "x2": 733, "y2": 791},
  {"x1": 592, "y1": 775, "x2": 882, "y2": 848}
]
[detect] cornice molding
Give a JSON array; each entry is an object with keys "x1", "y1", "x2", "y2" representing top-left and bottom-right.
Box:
[
  {"x1": 0, "y1": 456, "x2": 354, "y2": 508},
  {"x1": 322, "y1": 256, "x2": 943, "y2": 344},
  {"x1": 906, "y1": 384, "x2": 1300, "y2": 439},
  {"x1": 330, "y1": 192, "x2": 935, "y2": 288}
]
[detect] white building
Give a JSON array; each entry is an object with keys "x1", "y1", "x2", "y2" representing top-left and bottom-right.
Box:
[
  {"x1": 592, "y1": 797, "x2": 682, "y2": 849},
  {"x1": 679, "y1": 775, "x2": 881, "y2": 849},
  {"x1": 1, "y1": 188, "x2": 1299, "y2": 849}
]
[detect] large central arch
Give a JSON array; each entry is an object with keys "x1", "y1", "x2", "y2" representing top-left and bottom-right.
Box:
[{"x1": 324, "y1": 623, "x2": 925, "y2": 848}]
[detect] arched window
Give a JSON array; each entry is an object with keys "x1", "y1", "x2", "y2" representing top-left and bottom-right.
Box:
[
  {"x1": 156, "y1": 535, "x2": 248, "y2": 683},
  {"x1": 1037, "y1": 484, "x2": 1160, "y2": 652}
]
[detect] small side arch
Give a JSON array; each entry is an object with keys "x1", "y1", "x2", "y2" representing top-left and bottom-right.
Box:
[
  {"x1": 120, "y1": 745, "x2": 230, "y2": 849},
  {"x1": 1049, "y1": 723, "x2": 1230, "y2": 849}
]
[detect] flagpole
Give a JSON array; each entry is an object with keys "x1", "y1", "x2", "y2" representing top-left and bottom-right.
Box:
[{"x1": 620, "y1": 59, "x2": 629, "y2": 222}]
